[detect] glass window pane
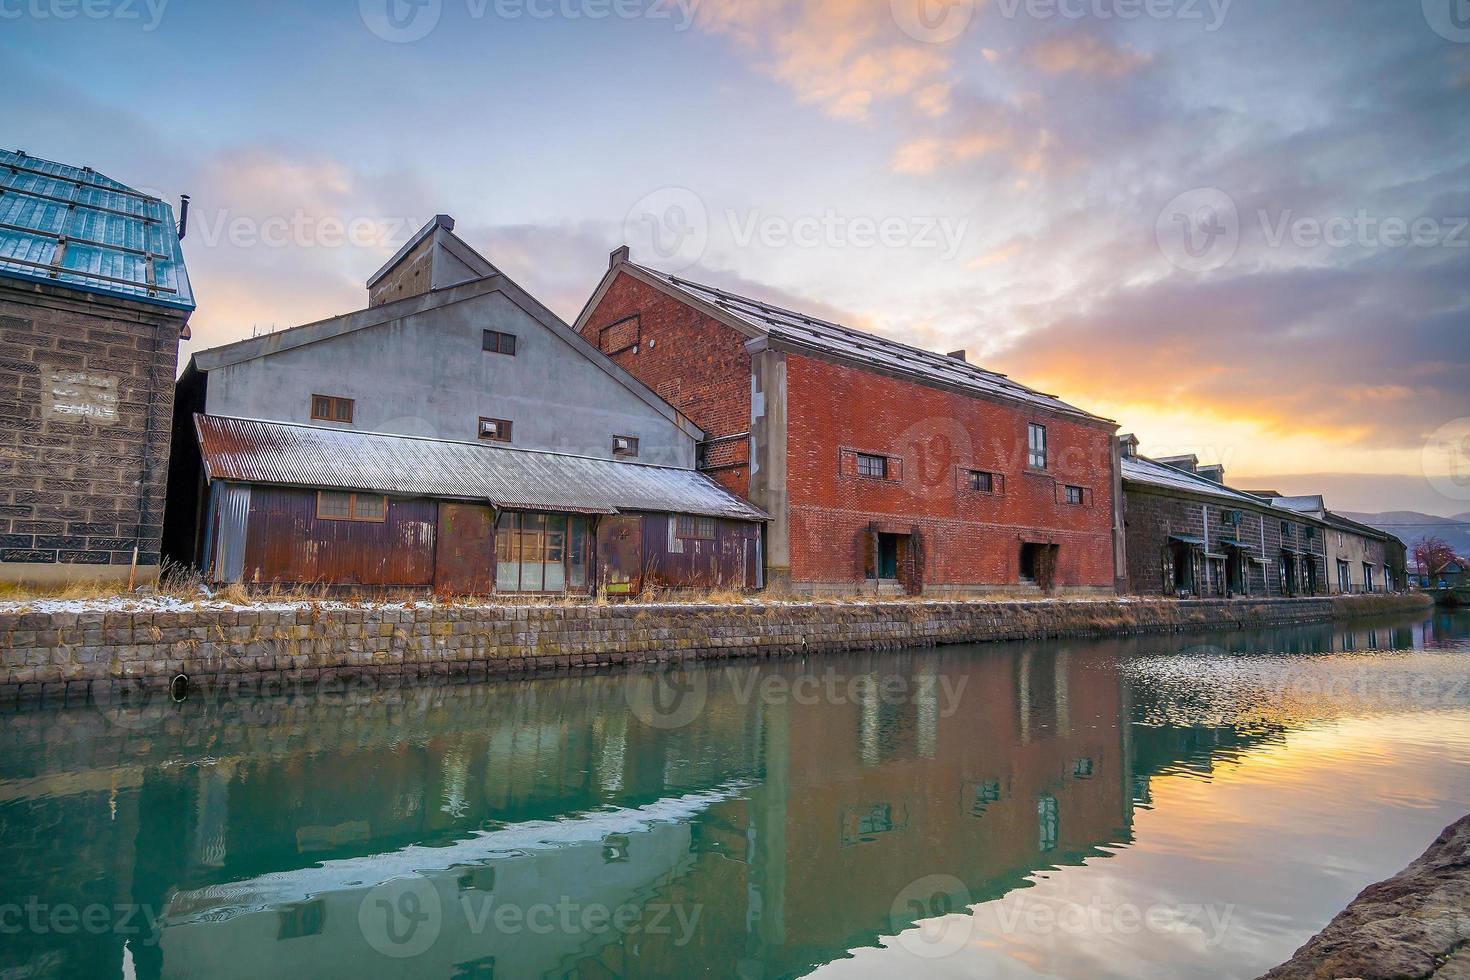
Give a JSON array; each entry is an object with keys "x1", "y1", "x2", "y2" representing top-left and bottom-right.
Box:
[
  {"x1": 496, "y1": 512, "x2": 521, "y2": 592},
  {"x1": 319, "y1": 491, "x2": 351, "y2": 518},
  {"x1": 354, "y1": 495, "x2": 386, "y2": 520},
  {"x1": 568, "y1": 516, "x2": 588, "y2": 588},
  {"x1": 521, "y1": 513, "x2": 546, "y2": 592}
]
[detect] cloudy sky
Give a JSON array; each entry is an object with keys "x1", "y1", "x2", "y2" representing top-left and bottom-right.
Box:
[{"x1": 3, "y1": 0, "x2": 1467, "y2": 514}]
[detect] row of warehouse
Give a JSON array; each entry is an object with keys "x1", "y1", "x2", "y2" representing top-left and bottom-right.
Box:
[{"x1": 0, "y1": 149, "x2": 1407, "y2": 597}]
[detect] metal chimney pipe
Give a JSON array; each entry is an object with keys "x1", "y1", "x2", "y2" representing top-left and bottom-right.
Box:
[{"x1": 177, "y1": 194, "x2": 191, "y2": 241}]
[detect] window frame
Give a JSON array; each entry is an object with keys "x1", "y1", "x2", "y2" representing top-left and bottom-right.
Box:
[
  {"x1": 310, "y1": 394, "x2": 354, "y2": 424},
  {"x1": 855, "y1": 452, "x2": 888, "y2": 480},
  {"x1": 675, "y1": 514, "x2": 717, "y2": 541},
  {"x1": 966, "y1": 469, "x2": 995, "y2": 493},
  {"x1": 478, "y1": 417, "x2": 513, "y2": 443},
  {"x1": 612, "y1": 435, "x2": 640, "y2": 458},
  {"x1": 1064, "y1": 485, "x2": 1086, "y2": 506},
  {"x1": 316, "y1": 490, "x2": 387, "y2": 523},
  {"x1": 1027, "y1": 423, "x2": 1048, "y2": 470},
  {"x1": 482, "y1": 329, "x2": 517, "y2": 356}
]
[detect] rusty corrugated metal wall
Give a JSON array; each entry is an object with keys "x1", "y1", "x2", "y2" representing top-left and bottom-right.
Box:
[
  {"x1": 641, "y1": 514, "x2": 760, "y2": 591},
  {"x1": 239, "y1": 486, "x2": 436, "y2": 587}
]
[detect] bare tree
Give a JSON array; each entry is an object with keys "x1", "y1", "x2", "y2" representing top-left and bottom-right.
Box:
[{"x1": 1412, "y1": 535, "x2": 1459, "y2": 577}]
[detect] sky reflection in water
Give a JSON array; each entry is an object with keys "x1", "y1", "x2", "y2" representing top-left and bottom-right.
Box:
[{"x1": 1, "y1": 610, "x2": 1467, "y2": 979}]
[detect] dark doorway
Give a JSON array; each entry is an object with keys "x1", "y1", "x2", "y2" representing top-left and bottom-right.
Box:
[
  {"x1": 1226, "y1": 549, "x2": 1246, "y2": 595},
  {"x1": 876, "y1": 533, "x2": 901, "y2": 580},
  {"x1": 1020, "y1": 542, "x2": 1040, "y2": 583},
  {"x1": 1280, "y1": 552, "x2": 1297, "y2": 594},
  {"x1": 1303, "y1": 558, "x2": 1319, "y2": 595},
  {"x1": 1168, "y1": 541, "x2": 1196, "y2": 595},
  {"x1": 1020, "y1": 542, "x2": 1058, "y2": 591}
]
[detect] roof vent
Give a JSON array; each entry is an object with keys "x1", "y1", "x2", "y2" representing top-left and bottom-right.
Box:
[
  {"x1": 610, "y1": 244, "x2": 631, "y2": 268},
  {"x1": 946, "y1": 349, "x2": 967, "y2": 361},
  {"x1": 1196, "y1": 463, "x2": 1225, "y2": 484},
  {"x1": 1118, "y1": 433, "x2": 1139, "y2": 458}
]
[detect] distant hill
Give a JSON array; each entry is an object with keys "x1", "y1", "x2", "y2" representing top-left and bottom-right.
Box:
[{"x1": 1340, "y1": 511, "x2": 1470, "y2": 558}]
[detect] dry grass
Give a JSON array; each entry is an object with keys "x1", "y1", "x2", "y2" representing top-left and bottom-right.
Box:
[{"x1": 0, "y1": 565, "x2": 1116, "y2": 611}]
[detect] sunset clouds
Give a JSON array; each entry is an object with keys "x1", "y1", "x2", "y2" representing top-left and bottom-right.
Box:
[{"x1": 3, "y1": 0, "x2": 1465, "y2": 514}]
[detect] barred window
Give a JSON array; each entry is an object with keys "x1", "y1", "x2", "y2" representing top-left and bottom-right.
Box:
[{"x1": 856, "y1": 453, "x2": 887, "y2": 479}]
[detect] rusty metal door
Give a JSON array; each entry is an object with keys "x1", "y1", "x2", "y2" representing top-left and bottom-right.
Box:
[
  {"x1": 597, "y1": 515, "x2": 643, "y2": 596},
  {"x1": 434, "y1": 503, "x2": 495, "y2": 595}
]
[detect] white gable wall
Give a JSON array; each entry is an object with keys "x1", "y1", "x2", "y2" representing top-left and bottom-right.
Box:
[{"x1": 204, "y1": 288, "x2": 697, "y2": 467}]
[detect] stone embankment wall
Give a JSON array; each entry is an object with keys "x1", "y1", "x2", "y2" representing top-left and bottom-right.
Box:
[{"x1": 0, "y1": 593, "x2": 1432, "y2": 699}]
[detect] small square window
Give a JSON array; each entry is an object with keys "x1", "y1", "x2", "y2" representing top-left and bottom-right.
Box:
[
  {"x1": 1065, "y1": 485, "x2": 1085, "y2": 505},
  {"x1": 612, "y1": 435, "x2": 639, "y2": 458},
  {"x1": 482, "y1": 330, "x2": 517, "y2": 356},
  {"x1": 478, "y1": 417, "x2": 513, "y2": 443},
  {"x1": 676, "y1": 515, "x2": 716, "y2": 540},
  {"x1": 856, "y1": 453, "x2": 888, "y2": 479},
  {"x1": 311, "y1": 394, "x2": 354, "y2": 424},
  {"x1": 967, "y1": 470, "x2": 994, "y2": 492}
]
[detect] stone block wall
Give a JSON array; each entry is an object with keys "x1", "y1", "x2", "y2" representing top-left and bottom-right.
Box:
[
  {"x1": 0, "y1": 593, "x2": 1431, "y2": 700},
  {"x1": 0, "y1": 282, "x2": 186, "y2": 582}
]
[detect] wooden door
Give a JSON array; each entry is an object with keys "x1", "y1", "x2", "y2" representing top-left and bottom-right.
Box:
[
  {"x1": 434, "y1": 503, "x2": 495, "y2": 595},
  {"x1": 597, "y1": 515, "x2": 643, "y2": 596}
]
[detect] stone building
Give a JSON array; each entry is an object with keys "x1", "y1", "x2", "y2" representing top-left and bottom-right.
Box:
[
  {"x1": 1120, "y1": 437, "x2": 1328, "y2": 597},
  {"x1": 1247, "y1": 493, "x2": 1406, "y2": 593},
  {"x1": 574, "y1": 250, "x2": 1123, "y2": 596},
  {"x1": 0, "y1": 149, "x2": 194, "y2": 585}
]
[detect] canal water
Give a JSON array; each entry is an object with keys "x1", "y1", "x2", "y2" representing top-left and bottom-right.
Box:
[{"x1": 2, "y1": 611, "x2": 1468, "y2": 979}]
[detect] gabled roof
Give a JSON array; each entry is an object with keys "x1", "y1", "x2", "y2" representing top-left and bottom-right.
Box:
[
  {"x1": 0, "y1": 148, "x2": 194, "y2": 315},
  {"x1": 1122, "y1": 453, "x2": 1296, "y2": 509},
  {"x1": 580, "y1": 260, "x2": 1111, "y2": 425},
  {"x1": 1323, "y1": 510, "x2": 1400, "y2": 544},
  {"x1": 190, "y1": 267, "x2": 704, "y2": 440},
  {"x1": 195, "y1": 415, "x2": 768, "y2": 521}
]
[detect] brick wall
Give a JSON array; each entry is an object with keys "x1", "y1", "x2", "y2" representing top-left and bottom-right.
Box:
[
  {"x1": 577, "y1": 272, "x2": 752, "y2": 496},
  {"x1": 0, "y1": 593, "x2": 1429, "y2": 696},
  {"x1": 0, "y1": 284, "x2": 185, "y2": 580},
  {"x1": 785, "y1": 353, "x2": 1118, "y2": 592}
]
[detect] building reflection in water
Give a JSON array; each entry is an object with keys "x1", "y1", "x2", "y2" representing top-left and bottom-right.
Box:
[{"x1": 0, "y1": 611, "x2": 1459, "y2": 979}]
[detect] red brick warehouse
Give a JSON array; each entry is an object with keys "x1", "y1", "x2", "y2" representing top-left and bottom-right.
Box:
[{"x1": 576, "y1": 249, "x2": 1125, "y2": 596}]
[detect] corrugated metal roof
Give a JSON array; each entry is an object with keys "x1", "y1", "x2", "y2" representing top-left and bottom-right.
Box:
[
  {"x1": 1122, "y1": 454, "x2": 1281, "y2": 507},
  {"x1": 633, "y1": 264, "x2": 1108, "y2": 423},
  {"x1": 0, "y1": 148, "x2": 194, "y2": 312},
  {"x1": 195, "y1": 415, "x2": 768, "y2": 522}
]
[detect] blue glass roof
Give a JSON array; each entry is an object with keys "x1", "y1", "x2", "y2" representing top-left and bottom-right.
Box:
[{"x1": 0, "y1": 148, "x2": 195, "y2": 312}]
